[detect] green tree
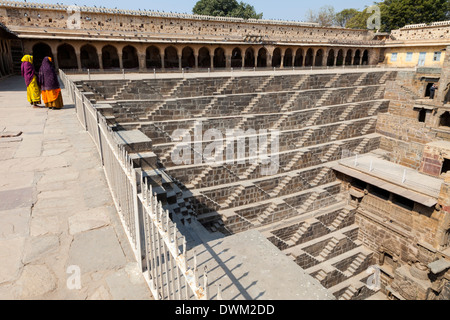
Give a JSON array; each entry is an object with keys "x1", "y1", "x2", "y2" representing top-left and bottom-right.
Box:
[
  {"x1": 192, "y1": 0, "x2": 263, "y2": 19},
  {"x1": 345, "y1": 7, "x2": 373, "y2": 29},
  {"x1": 335, "y1": 8, "x2": 360, "y2": 28},
  {"x1": 378, "y1": 0, "x2": 450, "y2": 32}
]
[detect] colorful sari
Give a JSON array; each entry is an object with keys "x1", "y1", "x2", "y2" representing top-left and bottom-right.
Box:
[
  {"x1": 38, "y1": 57, "x2": 64, "y2": 109},
  {"x1": 21, "y1": 55, "x2": 41, "y2": 106}
]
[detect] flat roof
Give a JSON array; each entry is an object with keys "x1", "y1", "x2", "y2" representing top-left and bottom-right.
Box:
[{"x1": 334, "y1": 155, "x2": 442, "y2": 207}]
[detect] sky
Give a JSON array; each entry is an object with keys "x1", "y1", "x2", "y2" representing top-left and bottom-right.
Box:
[{"x1": 33, "y1": 0, "x2": 377, "y2": 22}]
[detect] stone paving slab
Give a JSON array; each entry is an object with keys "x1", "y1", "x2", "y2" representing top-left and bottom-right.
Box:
[{"x1": 0, "y1": 76, "x2": 152, "y2": 300}]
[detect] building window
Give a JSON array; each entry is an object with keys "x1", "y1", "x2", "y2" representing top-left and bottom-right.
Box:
[
  {"x1": 433, "y1": 52, "x2": 442, "y2": 62},
  {"x1": 406, "y1": 52, "x2": 413, "y2": 62},
  {"x1": 391, "y1": 53, "x2": 398, "y2": 62}
]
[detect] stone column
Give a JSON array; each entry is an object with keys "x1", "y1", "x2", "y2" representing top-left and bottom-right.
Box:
[
  {"x1": 281, "y1": 55, "x2": 285, "y2": 68},
  {"x1": 225, "y1": 55, "x2": 231, "y2": 69},
  {"x1": 241, "y1": 55, "x2": 245, "y2": 69},
  {"x1": 291, "y1": 55, "x2": 295, "y2": 68},
  {"x1": 178, "y1": 55, "x2": 182, "y2": 71},
  {"x1": 194, "y1": 54, "x2": 199, "y2": 69},
  {"x1": 75, "y1": 52, "x2": 82, "y2": 71},
  {"x1": 118, "y1": 52, "x2": 124, "y2": 70},
  {"x1": 210, "y1": 54, "x2": 214, "y2": 70},
  {"x1": 267, "y1": 54, "x2": 272, "y2": 68},
  {"x1": 98, "y1": 53, "x2": 104, "y2": 71},
  {"x1": 161, "y1": 54, "x2": 165, "y2": 70},
  {"x1": 138, "y1": 54, "x2": 146, "y2": 72}
]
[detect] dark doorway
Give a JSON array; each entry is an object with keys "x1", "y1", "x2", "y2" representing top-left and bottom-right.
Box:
[
  {"x1": 57, "y1": 44, "x2": 77, "y2": 69},
  {"x1": 257, "y1": 48, "x2": 267, "y2": 68},
  {"x1": 425, "y1": 83, "x2": 434, "y2": 97},
  {"x1": 440, "y1": 111, "x2": 450, "y2": 128},
  {"x1": 181, "y1": 47, "x2": 195, "y2": 69},
  {"x1": 231, "y1": 48, "x2": 242, "y2": 68},
  {"x1": 272, "y1": 48, "x2": 282, "y2": 68},
  {"x1": 214, "y1": 47, "x2": 226, "y2": 69},
  {"x1": 80, "y1": 45, "x2": 99, "y2": 69},
  {"x1": 418, "y1": 108, "x2": 427, "y2": 123},
  {"x1": 441, "y1": 158, "x2": 450, "y2": 175},
  {"x1": 122, "y1": 46, "x2": 139, "y2": 69},
  {"x1": 198, "y1": 47, "x2": 211, "y2": 68},
  {"x1": 146, "y1": 46, "x2": 162, "y2": 69},
  {"x1": 32, "y1": 42, "x2": 53, "y2": 71},
  {"x1": 102, "y1": 45, "x2": 120, "y2": 69}
]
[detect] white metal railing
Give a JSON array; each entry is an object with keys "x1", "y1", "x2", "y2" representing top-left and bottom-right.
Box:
[{"x1": 59, "y1": 69, "x2": 212, "y2": 300}]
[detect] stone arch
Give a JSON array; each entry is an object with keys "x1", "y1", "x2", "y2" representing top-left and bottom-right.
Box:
[
  {"x1": 327, "y1": 49, "x2": 335, "y2": 67},
  {"x1": 231, "y1": 47, "x2": 242, "y2": 68},
  {"x1": 122, "y1": 45, "x2": 139, "y2": 69},
  {"x1": 336, "y1": 49, "x2": 345, "y2": 66},
  {"x1": 257, "y1": 47, "x2": 267, "y2": 68},
  {"x1": 284, "y1": 48, "x2": 293, "y2": 67},
  {"x1": 57, "y1": 43, "x2": 77, "y2": 70},
  {"x1": 305, "y1": 48, "x2": 314, "y2": 67},
  {"x1": 362, "y1": 50, "x2": 369, "y2": 65},
  {"x1": 146, "y1": 45, "x2": 162, "y2": 69},
  {"x1": 272, "y1": 47, "x2": 282, "y2": 68},
  {"x1": 214, "y1": 47, "x2": 226, "y2": 69},
  {"x1": 102, "y1": 45, "x2": 120, "y2": 69},
  {"x1": 198, "y1": 47, "x2": 211, "y2": 68},
  {"x1": 164, "y1": 46, "x2": 179, "y2": 69},
  {"x1": 32, "y1": 42, "x2": 53, "y2": 71},
  {"x1": 181, "y1": 46, "x2": 195, "y2": 69},
  {"x1": 353, "y1": 49, "x2": 361, "y2": 65},
  {"x1": 294, "y1": 48, "x2": 304, "y2": 67},
  {"x1": 345, "y1": 49, "x2": 353, "y2": 66},
  {"x1": 80, "y1": 44, "x2": 99, "y2": 69},
  {"x1": 315, "y1": 49, "x2": 324, "y2": 67},
  {"x1": 244, "y1": 48, "x2": 255, "y2": 68}
]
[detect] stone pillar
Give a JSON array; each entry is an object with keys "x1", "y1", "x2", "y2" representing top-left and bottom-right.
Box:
[
  {"x1": 291, "y1": 55, "x2": 295, "y2": 68},
  {"x1": 281, "y1": 55, "x2": 285, "y2": 68},
  {"x1": 98, "y1": 53, "x2": 104, "y2": 71},
  {"x1": 333, "y1": 55, "x2": 338, "y2": 67},
  {"x1": 178, "y1": 55, "x2": 182, "y2": 71},
  {"x1": 194, "y1": 54, "x2": 199, "y2": 69},
  {"x1": 267, "y1": 55, "x2": 272, "y2": 68},
  {"x1": 161, "y1": 54, "x2": 165, "y2": 70},
  {"x1": 225, "y1": 55, "x2": 231, "y2": 69},
  {"x1": 210, "y1": 55, "x2": 214, "y2": 70},
  {"x1": 75, "y1": 52, "x2": 82, "y2": 71},
  {"x1": 118, "y1": 52, "x2": 124, "y2": 70},
  {"x1": 241, "y1": 55, "x2": 245, "y2": 69},
  {"x1": 138, "y1": 54, "x2": 146, "y2": 72}
]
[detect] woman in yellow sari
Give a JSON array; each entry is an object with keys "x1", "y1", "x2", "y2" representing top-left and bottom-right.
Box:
[
  {"x1": 21, "y1": 55, "x2": 41, "y2": 107},
  {"x1": 38, "y1": 57, "x2": 64, "y2": 109}
]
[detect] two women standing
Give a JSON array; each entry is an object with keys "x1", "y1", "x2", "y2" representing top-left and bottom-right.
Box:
[{"x1": 20, "y1": 55, "x2": 64, "y2": 109}]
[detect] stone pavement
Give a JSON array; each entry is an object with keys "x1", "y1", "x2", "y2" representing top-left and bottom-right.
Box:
[{"x1": 0, "y1": 76, "x2": 152, "y2": 300}]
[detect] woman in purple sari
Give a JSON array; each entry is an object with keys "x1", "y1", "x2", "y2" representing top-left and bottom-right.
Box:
[
  {"x1": 38, "y1": 57, "x2": 64, "y2": 109},
  {"x1": 21, "y1": 55, "x2": 41, "y2": 107}
]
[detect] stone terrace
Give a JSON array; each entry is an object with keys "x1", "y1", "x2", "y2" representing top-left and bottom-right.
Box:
[{"x1": 79, "y1": 69, "x2": 398, "y2": 300}]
